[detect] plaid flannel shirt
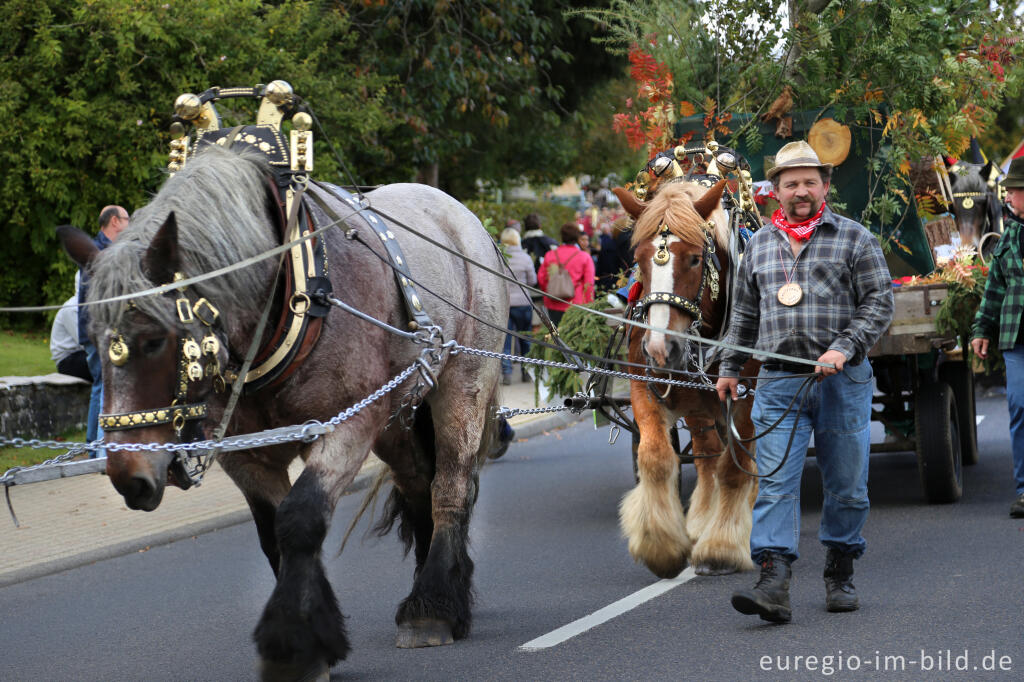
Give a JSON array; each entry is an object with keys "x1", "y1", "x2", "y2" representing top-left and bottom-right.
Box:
[
  {"x1": 972, "y1": 211, "x2": 1024, "y2": 350},
  {"x1": 719, "y1": 206, "x2": 894, "y2": 375}
]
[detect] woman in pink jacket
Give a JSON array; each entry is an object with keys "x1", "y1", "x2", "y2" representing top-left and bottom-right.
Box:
[{"x1": 538, "y1": 222, "x2": 596, "y2": 326}]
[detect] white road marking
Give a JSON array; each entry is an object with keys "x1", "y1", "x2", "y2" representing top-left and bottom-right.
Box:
[
  {"x1": 518, "y1": 567, "x2": 697, "y2": 651},
  {"x1": 977, "y1": 415, "x2": 985, "y2": 425}
]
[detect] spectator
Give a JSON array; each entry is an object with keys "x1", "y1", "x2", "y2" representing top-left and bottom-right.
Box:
[
  {"x1": 538, "y1": 222, "x2": 596, "y2": 326},
  {"x1": 521, "y1": 212, "x2": 557, "y2": 268},
  {"x1": 50, "y1": 272, "x2": 92, "y2": 382},
  {"x1": 79, "y1": 205, "x2": 130, "y2": 457},
  {"x1": 971, "y1": 156, "x2": 1024, "y2": 518},
  {"x1": 597, "y1": 215, "x2": 635, "y2": 293},
  {"x1": 499, "y1": 227, "x2": 537, "y2": 385}
]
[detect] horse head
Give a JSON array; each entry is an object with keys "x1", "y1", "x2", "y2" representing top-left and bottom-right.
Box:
[
  {"x1": 617, "y1": 180, "x2": 729, "y2": 372},
  {"x1": 57, "y1": 147, "x2": 277, "y2": 511},
  {"x1": 945, "y1": 158, "x2": 1000, "y2": 251}
]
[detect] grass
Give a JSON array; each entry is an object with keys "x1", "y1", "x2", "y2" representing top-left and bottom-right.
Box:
[
  {"x1": 0, "y1": 328, "x2": 54, "y2": 376},
  {"x1": 0, "y1": 429, "x2": 89, "y2": 472},
  {"x1": 1, "y1": 327, "x2": 84, "y2": 471}
]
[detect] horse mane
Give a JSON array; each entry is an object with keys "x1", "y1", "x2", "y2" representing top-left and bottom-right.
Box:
[
  {"x1": 630, "y1": 181, "x2": 729, "y2": 250},
  {"x1": 88, "y1": 145, "x2": 278, "y2": 338}
]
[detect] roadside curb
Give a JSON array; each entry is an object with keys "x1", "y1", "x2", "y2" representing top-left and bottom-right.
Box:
[{"x1": 1, "y1": 409, "x2": 584, "y2": 588}]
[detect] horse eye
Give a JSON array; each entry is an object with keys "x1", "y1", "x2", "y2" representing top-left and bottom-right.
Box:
[
  {"x1": 689, "y1": 254, "x2": 702, "y2": 268},
  {"x1": 141, "y1": 338, "x2": 167, "y2": 356}
]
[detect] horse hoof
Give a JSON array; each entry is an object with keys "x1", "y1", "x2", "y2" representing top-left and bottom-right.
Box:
[
  {"x1": 260, "y1": 658, "x2": 330, "y2": 682},
  {"x1": 396, "y1": 618, "x2": 455, "y2": 648},
  {"x1": 644, "y1": 558, "x2": 687, "y2": 580}
]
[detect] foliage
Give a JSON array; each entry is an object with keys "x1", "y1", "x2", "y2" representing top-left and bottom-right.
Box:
[
  {"x1": 346, "y1": 0, "x2": 626, "y2": 196},
  {"x1": 528, "y1": 299, "x2": 615, "y2": 399},
  {"x1": 576, "y1": 0, "x2": 1024, "y2": 232},
  {"x1": 0, "y1": 328, "x2": 54, "y2": 376},
  {"x1": 0, "y1": 0, "x2": 393, "y2": 327},
  {"x1": 462, "y1": 200, "x2": 576, "y2": 242}
]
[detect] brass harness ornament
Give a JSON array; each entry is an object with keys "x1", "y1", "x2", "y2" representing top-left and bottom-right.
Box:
[{"x1": 98, "y1": 276, "x2": 224, "y2": 437}]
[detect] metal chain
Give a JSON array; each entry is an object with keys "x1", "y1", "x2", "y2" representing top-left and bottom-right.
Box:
[
  {"x1": 452, "y1": 343, "x2": 723, "y2": 393},
  {"x1": 2, "y1": 339, "x2": 751, "y2": 484},
  {"x1": 0, "y1": 360, "x2": 422, "y2": 486}
]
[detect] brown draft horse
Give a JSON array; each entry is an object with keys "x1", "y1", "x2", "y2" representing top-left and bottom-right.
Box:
[
  {"x1": 615, "y1": 180, "x2": 759, "y2": 578},
  {"x1": 57, "y1": 145, "x2": 508, "y2": 680}
]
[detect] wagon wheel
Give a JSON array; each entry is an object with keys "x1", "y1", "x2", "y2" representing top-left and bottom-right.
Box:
[
  {"x1": 915, "y1": 382, "x2": 963, "y2": 503},
  {"x1": 631, "y1": 420, "x2": 685, "y2": 503},
  {"x1": 938, "y1": 360, "x2": 979, "y2": 466}
]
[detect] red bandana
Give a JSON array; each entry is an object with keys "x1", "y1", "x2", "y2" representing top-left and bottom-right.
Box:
[{"x1": 771, "y1": 202, "x2": 826, "y2": 241}]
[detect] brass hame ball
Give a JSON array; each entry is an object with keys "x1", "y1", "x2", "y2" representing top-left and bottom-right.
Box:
[
  {"x1": 265, "y1": 80, "x2": 294, "y2": 105},
  {"x1": 292, "y1": 111, "x2": 313, "y2": 132},
  {"x1": 174, "y1": 93, "x2": 202, "y2": 121}
]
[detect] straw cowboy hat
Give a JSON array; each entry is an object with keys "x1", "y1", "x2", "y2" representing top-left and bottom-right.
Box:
[
  {"x1": 1001, "y1": 157, "x2": 1024, "y2": 188},
  {"x1": 766, "y1": 140, "x2": 833, "y2": 181}
]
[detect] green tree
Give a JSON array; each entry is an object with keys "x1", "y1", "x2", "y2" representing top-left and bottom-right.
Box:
[
  {"x1": 577, "y1": 0, "x2": 1023, "y2": 235},
  {"x1": 346, "y1": 0, "x2": 626, "y2": 196},
  {"x1": 0, "y1": 0, "x2": 392, "y2": 326}
]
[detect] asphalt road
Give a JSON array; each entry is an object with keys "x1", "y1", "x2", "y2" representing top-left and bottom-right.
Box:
[{"x1": 2, "y1": 393, "x2": 1022, "y2": 681}]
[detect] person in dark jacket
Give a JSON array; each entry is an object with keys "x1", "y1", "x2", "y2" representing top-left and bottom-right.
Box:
[
  {"x1": 520, "y1": 212, "x2": 557, "y2": 268},
  {"x1": 971, "y1": 157, "x2": 1024, "y2": 518}
]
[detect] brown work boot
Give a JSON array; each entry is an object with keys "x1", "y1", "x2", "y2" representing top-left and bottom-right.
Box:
[
  {"x1": 731, "y1": 552, "x2": 792, "y2": 623},
  {"x1": 824, "y1": 547, "x2": 859, "y2": 612}
]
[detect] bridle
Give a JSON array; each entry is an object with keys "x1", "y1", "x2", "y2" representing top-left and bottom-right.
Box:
[
  {"x1": 634, "y1": 222, "x2": 720, "y2": 334},
  {"x1": 633, "y1": 221, "x2": 721, "y2": 400},
  {"x1": 98, "y1": 274, "x2": 227, "y2": 466}
]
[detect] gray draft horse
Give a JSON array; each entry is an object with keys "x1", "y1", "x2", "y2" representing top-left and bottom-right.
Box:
[{"x1": 58, "y1": 145, "x2": 508, "y2": 680}]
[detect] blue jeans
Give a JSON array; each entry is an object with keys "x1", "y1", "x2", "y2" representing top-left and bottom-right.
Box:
[
  {"x1": 502, "y1": 305, "x2": 533, "y2": 375},
  {"x1": 748, "y1": 361, "x2": 874, "y2": 561},
  {"x1": 1003, "y1": 344, "x2": 1024, "y2": 496},
  {"x1": 84, "y1": 340, "x2": 105, "y2": 459}
]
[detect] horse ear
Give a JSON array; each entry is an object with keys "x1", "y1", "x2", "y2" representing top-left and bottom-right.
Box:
[
  {"x1": 692, "y1": 179, "x2": 728, "y2": 220},
  {"x1": 613, "y1": 187, "x2": 646, "y2": 219},
  {"x1": 982, "y1": 160, "x2": 998, "y2": 184},
  {"x1": 143, "y1": 212, "x2": 181, "y2": 285},
  {"x1": 56, "y1": 225, "x2": 100, "y2": 269}
]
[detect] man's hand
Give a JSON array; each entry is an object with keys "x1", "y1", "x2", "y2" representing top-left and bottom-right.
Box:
[
  {"x1": 816, "y1": 349, "x2": 847, "y2": 377},
  {"x1": 971, "y1": 337, "x2": 989, "y2": 359},
  {"x1": 716, "y1": 376, "x2": 740, "y2": 401}
]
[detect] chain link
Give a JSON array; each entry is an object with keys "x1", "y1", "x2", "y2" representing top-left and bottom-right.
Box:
[{"x1": 2, "y1": 339, "x2": 748, "y2": 485}]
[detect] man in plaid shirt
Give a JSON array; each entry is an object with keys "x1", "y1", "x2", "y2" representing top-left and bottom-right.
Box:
[
  {"x1": 717, "y1": 141, "x2": 893, "y2": 624},
  {"x1": 971, "y1": 157, "x2": 1024, "y2": 519}
]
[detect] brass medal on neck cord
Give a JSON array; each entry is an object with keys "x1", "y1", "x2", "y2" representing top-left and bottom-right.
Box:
[{"x1": 776, "y1": 244, "x2": 803, "y2": 306}]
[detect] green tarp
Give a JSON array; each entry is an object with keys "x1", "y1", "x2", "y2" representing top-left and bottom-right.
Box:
[{"x1": 675, "y1": 109, "x2": 934, "y2": 274}]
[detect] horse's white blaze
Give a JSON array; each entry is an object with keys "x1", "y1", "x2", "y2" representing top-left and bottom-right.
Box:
[{"x1": 645, "y1": 234, "x2": 680, "y2": 363}]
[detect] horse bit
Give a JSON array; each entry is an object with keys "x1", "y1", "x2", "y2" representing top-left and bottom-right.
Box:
[{"x1": 634, "y1": 222, "x2": 720, "y2": 400}]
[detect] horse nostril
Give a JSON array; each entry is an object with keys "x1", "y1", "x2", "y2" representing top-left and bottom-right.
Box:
[{"x1": 123, "y1": 474, "x2": 158, "y2": 510}]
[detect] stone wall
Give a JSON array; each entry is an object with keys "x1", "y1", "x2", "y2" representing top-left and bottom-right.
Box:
[{"x1": 0, "y1": 374, "x2": 90, "y2": 440}]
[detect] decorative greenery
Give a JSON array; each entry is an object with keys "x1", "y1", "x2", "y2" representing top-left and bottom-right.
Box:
[
  {"x1": 900, "y1": 245, "x2": 1003, "y2": 373},
  {"x1": 528, "y1": 299, "x2": 617, "y2": 399}
]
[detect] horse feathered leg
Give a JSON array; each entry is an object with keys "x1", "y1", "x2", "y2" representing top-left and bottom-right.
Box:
[
  {"x1": 684, "y1": 418, "x2": 719, "y2": 547},
  {"x1": 218, "y1": 451, "x2": 293, "y2": 575},
  {"x1": 251, "y1": 428, "x2": 373, "y2": 681},
  {"x1": 687, "y1": 417, "x2": 755, "y2": 575},
  {"x1": 392, "y1": 369, "x2": 498, "y2": 648},
  {"x1": 621, "y1": 381, "x2": 691, "y2": 579}
]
